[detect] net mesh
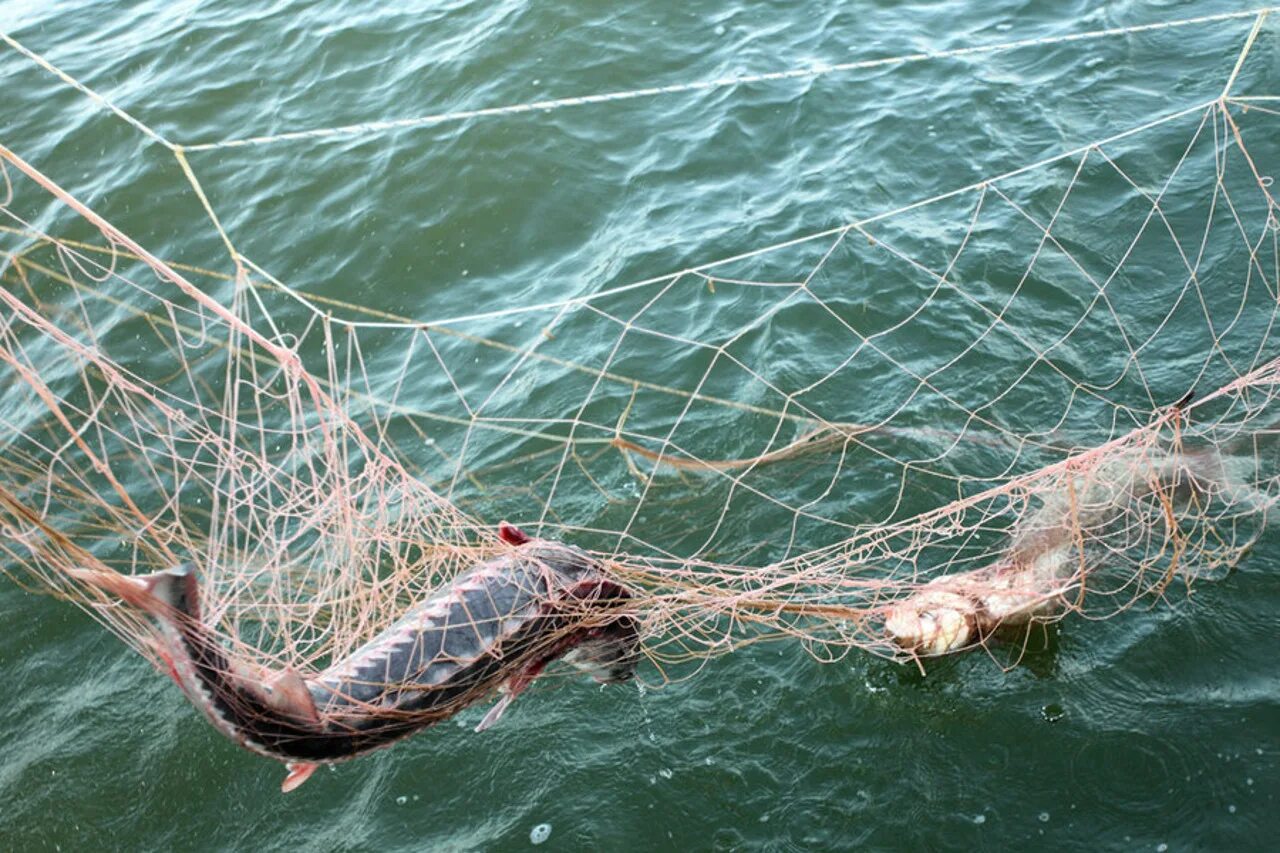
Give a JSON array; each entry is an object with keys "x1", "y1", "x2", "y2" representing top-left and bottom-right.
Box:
[{"x1": 1, "y1": 11, "x2": 1279, "y2": 709}]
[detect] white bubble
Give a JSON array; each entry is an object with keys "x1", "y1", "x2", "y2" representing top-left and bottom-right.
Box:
[
  {"x1": 715, "y1": 24, "x2": 726, "y2": 35},
  {"x1": 658, "y1": 768, "x2": 673, "y2": 779},
  {"x1": 1038, "y1": 812, "x2": 1050, "y2": 823},
  {"x1": 395, "y1": 796, "x2": 407, "y2": 805},
  {"x1": 973, "y1": 815, "x2": 986, "y2": 825},
  {"x1": 1156, "y1": 844, "x2": 1169, "y2": 852},
  {"x1": 530, "y1": 823, "x2": 552, "y2": 845}
]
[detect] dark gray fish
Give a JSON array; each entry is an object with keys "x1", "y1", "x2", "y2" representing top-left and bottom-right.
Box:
[{"x1": 83, "y1": 523, "x2": 639, "y2": 791}]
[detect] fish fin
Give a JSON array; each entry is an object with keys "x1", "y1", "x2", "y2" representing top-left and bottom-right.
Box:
[
  {"x1": 226, "y1": 660, "x2": 321, "y2": 727},
  {"x1": 68, "y1": 565, "x2": 204, "y2": 622},
  {"x1": 476, "y1": 658, "x2": 550, "y2": 732},
  {"x1": 264, "y1": 668, "x2": 321, "y2": 726},
  {"x1": 475, "y1": 693, "x2": 515, "y2": 732},
  {"x1": 498, "y1": 520, "x2": 531, "y2": 546},
  {"x1": 66, "y1": 567, "x2": 175, "y2": 612},
  {"x1": 281, "y1": 762, "x2": 318, "y2": 793}
]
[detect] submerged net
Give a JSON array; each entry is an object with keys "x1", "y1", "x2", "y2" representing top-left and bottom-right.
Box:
[{"x1": 1, "y1": 9, "x2": 1279, "y2": 705}]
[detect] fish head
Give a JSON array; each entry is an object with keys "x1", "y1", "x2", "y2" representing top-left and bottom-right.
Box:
[{"x1": 563, "y1": 617, "x2": 642, "y2": 683}]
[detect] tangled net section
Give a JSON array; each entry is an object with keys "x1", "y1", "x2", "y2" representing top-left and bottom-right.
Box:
[
  {"x1": 1, "y1": 11, "x2": 1279, "y2": 693},
  {"x1": 0, "y1": 152, "x2": 494, "y2": 673}
]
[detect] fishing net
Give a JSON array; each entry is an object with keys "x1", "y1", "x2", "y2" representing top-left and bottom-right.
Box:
[{"x1": 1, "y1": 9, "x2": 1278, "y2": 719}]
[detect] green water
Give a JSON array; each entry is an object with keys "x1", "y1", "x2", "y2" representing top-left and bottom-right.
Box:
[{"x1": 2, "y1": 2, "x2": 1279, "y2": 849}]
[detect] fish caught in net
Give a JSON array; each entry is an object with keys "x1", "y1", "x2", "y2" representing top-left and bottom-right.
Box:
[{"x1": 1, "y1": 11, "x2": 1278, "y2": 791}]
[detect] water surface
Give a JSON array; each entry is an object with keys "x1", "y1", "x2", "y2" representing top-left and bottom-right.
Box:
[{"x1": 1, "y1": 1, "x2": 1277, "y2": 849}]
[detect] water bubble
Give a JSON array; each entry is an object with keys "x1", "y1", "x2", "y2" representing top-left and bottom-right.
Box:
[
  {"x1": 1041, "y1": 703, "x2": 1065, "y2": 723},
  {"x1": 715, "y1": 24, "x2": 726, "y2": 36},
  {"x1": 1228, "y1": 804, "x2": 1237, "y2": 814},
  {"x1": 395, "y1": 796, "x2": 407, "y2": 805},
  {"x1": 658, "y1": 767, "x2": 673, "y2": 780},
  {"x1": 530, "y1": 823, "x2": 552, "y2": 845},
  {"x1": 1038, "y1": 812, "x2": 1050, "y2": 823},
  {"x1": 973, "y1": 815, "x2": 986, "y2": 825},
  {"x1": 1156, "y1": 844, "x2": 1169, "y2": 852}
]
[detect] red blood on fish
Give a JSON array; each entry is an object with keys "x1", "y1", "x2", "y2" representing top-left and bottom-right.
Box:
[{"x1": 498, "y1": 520, "x2": 531, "y2": 545}]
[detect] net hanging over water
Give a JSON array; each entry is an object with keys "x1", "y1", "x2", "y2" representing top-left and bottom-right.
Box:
[{"x1": 1, "y1": 9, "x2": 1279, "y2": 784}]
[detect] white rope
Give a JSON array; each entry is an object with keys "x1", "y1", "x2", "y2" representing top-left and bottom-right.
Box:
[
  {"x1": 1222, "y1": 9, "x2": 1271, "y2": 97},
  {"x1": 0, "y1": 31, "x2": 174, "y2": 149},
  {"x1": 175, "y1": 7, "x2": 1276, "y2": 152},
  {"x1": 1, "y1": 8, "x2": 1270, "y2": 158}
]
